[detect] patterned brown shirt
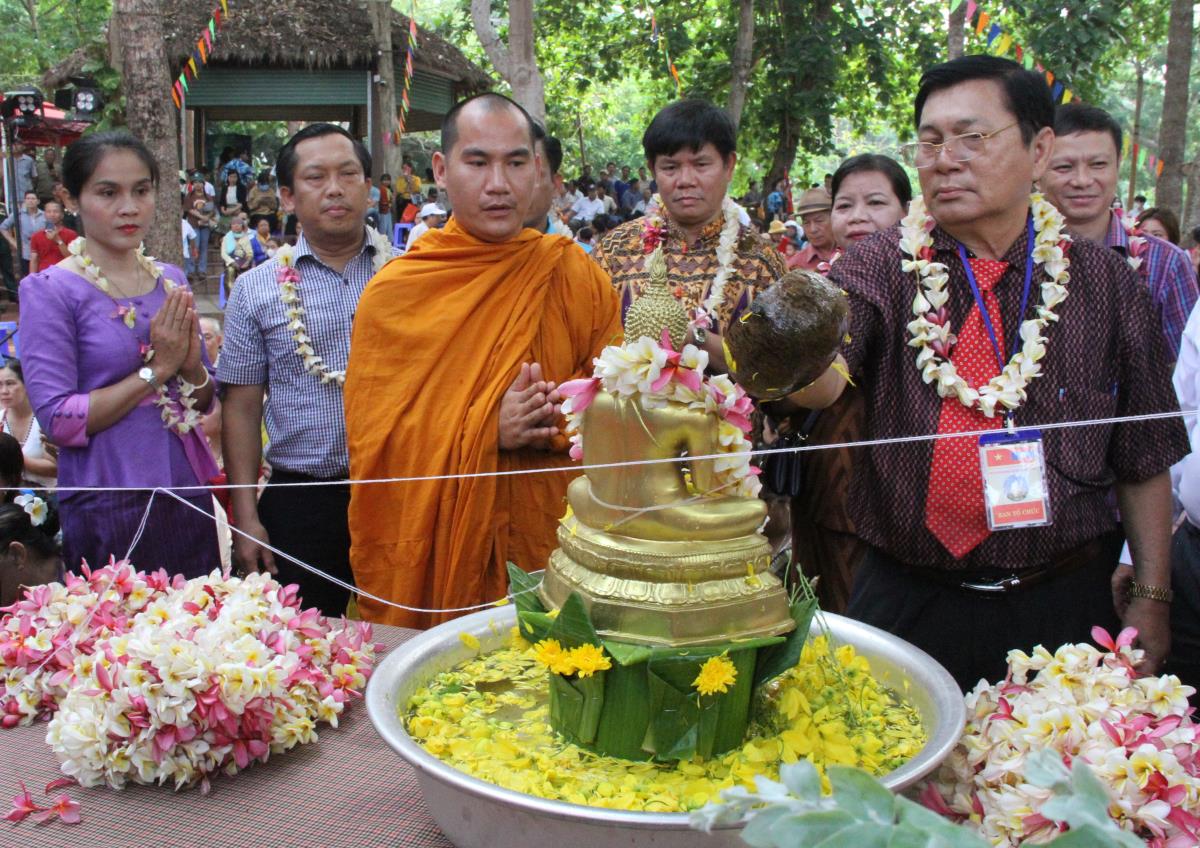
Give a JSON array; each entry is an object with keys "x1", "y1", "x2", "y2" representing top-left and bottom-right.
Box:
[
  {"x1": 826, "y1": 219, "x2": 1188, "y2": 571},
  {"x1": 593, "y1": 213, "x2": 786, "y2": 331}
]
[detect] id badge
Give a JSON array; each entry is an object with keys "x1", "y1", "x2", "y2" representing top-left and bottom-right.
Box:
[{"x1": 978, "y1": 429, "x2": 1053, "y2": 530}]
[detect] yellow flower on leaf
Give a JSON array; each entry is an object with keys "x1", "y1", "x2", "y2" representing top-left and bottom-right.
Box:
[
  {"x1": 568, "y1": 644, "x2": 611, "y2": 678},
  {"x1": 693, "y1": 654, "x2": 737, "y2": 696},
  {"x1": 533, "y1": 639, "x2": 573, "y2": 676}
]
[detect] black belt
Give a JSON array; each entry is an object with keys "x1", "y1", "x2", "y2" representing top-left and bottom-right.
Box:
[
  {"x1": 904, "y1": 539, "x2": 1104, "y2": 596},
  {"x1": 269, "y1": 468, "x2": 348, "y2": 484}
]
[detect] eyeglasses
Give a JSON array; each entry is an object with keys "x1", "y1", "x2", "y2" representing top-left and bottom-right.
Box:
[{"x1": 898, "y1": 122, "x2": 1019, "y2": 169}]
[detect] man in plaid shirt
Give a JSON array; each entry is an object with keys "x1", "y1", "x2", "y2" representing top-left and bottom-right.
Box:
[{"x1": 1040, "y1": 104, "x2": 1198, "y2": 365}]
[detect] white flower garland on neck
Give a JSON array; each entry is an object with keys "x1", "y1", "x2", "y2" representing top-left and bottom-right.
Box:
[
  {"x1": 900, "y1": 192, "x2": 1071, "y2": 419},
  {"x1": 66, "y1": 238, "x2": 203, "y2": 436},
  {"x1": 644, "y1": 194, "x2": 744, "y2": 327},
  {"x1": 274, "y1": 228, "x2": 392, "y2": 387}
]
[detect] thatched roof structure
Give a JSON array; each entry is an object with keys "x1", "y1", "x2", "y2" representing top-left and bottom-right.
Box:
[{"x1": 44, "y1": 0, "x2": 489, "y2": 90}]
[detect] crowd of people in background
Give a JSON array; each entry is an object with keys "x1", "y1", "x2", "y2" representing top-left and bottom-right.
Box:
[{"x1": 3, "y1": 54, "x2": 1200, "y2": 698}]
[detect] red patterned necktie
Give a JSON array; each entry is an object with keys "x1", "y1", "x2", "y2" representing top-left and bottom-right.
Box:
[{"x1": 924, "y1": 259, "x2": 1009, "y2": 559}]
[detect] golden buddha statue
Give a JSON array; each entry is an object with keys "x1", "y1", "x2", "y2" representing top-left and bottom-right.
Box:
[{"x1": 538, "y1": 247, "x2": 794, "y2": 648}]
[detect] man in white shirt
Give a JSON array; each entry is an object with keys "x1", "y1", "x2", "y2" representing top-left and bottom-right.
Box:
[
  {"x1": 569, "y1": 185, "x2": 604, "y2": 230},
  {"x1": 1162, "y1": 301, "x2": 1200, "y2": 690},
  {"x1": 406, "y1": 202, "x2": 446, "y2": 248}
]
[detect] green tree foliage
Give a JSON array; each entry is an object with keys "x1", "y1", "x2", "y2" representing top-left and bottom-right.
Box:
[{"x1": 0, "y1": 0, "x2": 111, "y2": 90}]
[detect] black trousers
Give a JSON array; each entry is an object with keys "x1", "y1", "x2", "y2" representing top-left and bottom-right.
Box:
[
  {"x1": 257, "y1": 469, "x2": 354, "y2": 617},
  {"x1": 846, "y1": 536, "x2": 1122, "y2": 691},
  {"x1": 1167, "y1": 522, "x2": 1200, "y2": 695}
]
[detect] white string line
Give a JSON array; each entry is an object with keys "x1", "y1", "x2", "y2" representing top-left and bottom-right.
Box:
[
  {"x1": 19, "y1": 492, "x2": 158, "y2": 683},
  {"x1": 155, "y1": 487, "x2": 545, "y2": 615},
  {"x1": 39, "y1": 408, "x2": 1199, "y2": 494}
]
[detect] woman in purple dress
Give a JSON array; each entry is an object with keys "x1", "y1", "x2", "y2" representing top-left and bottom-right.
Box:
[{"x1": 19, "y1": 132, "x2": 220, "y2": 576}]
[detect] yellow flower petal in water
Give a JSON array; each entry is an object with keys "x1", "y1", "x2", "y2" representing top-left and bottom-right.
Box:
[{"x1": 404, "y1": 635, "x2": 925, "y2": 813}]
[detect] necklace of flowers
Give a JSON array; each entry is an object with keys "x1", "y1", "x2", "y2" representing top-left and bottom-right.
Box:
[
  {"x1": 274, "y1": 228, "x2": 393, "y2": 386},
  {"x1": 66, "y1": 238, "x2": 202, "y2": 436},
  {"x1": 1114, "y1": 208, "x2": 1150, "y2": 274},
  {"x1": 900, "y1": 192, "x2": 1071, "y2": 419},
  {"x1": 642, "y1": 194, "x2": 744, "y2": 331}
]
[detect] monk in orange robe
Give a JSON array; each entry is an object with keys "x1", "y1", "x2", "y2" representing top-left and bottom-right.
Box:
[{"x1": 345, "y1": 94, "x2": 621, "y2": 628}]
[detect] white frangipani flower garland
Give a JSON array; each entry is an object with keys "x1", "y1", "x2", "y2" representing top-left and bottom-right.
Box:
[
  {"x1": 901, "y1": 192, "x2": 1071, "y2": 419},
  {"x1": 66, "y1": 238, "x2": 203, "y2": 436},
  {"x1": 274, "y1": 229, "x2": 393, "y2": 387}
]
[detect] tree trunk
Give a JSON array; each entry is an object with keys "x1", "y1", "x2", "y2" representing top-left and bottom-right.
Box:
[
  {"x1": 947, "y1": 1, "x2": 966, "y2": 60},
  {"x1": 1155, "y1": 0, "x2": 1194, "y2": 213},
  {"x1": 1184, "y1": 159, "x2": 1200, "y2": 246},
  {"x1": 470, "y1": 0, "x2": 546, "y2": 122},
  {"x1": 369, "y1": 0, "x2": 402, "y2": 177},
  {"x1": 110, "y1": 0, "x2": 182, "y2": 266},
  {"x1": 1126, "y1": 62, "x2": 1145, "y2": 210},
  {"x1": 764, "y1": 111, "x2": 799, "y2": 197},
  {"x1": 727, "y1": 0, "x2": 755, "y2": 130}
]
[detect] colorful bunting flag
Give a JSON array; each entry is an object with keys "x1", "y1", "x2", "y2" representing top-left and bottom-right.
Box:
[
  {"x1": 994, "y1": 33, "x2": 1012, "y2": 55},
  {"x1": 976, "y1": 11, "x2": 990, "y2": 34},
  {"x1": 987, "y1": 23, "x2": 1001, "y2": 46},
  {"x1": 1051, "y1": 81, "x2": 1063, "y2": 101},
  {"x1": 1156, "y1": 160, "x2": 1165, "y2": 177},
  {"x1": 169, "y1": 3, "x2": 228, "y2": 108},
  {"x1": 966, "y1": 0, "x2": 978, "y2": 22},
  {"x1": 1062, "y1": 89, "x2": 1072, "y2": 104},
  {"x1": 1137, "y1": 148, "x2": 1147, "y2": 168}
]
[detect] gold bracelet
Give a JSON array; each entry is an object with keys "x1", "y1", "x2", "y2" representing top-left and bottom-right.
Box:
[{"x1": 1128, "y1": 581, "x2": 1173, "y2": 603}]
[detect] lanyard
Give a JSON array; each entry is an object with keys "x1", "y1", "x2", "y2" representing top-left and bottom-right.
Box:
[{"x1": 957, "y1": 216, "x2": 1035, "y2": 374}]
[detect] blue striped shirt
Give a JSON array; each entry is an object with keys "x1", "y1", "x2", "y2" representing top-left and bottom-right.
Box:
[
  {"x1": 1105, "y1": 212, "x2": 1199, "y2": 364},
  {"x1": 217, "y1": 229, "x2": 393, "y2": 478}
]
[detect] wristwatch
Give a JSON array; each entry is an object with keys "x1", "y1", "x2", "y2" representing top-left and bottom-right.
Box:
[
  {"x1": 693, "y1": 325, "x2": 708, "y2": 345},
  {"x1": 1128, "y1": 581, "x2": 1173, "y2": 603},
  {"x1": 138, "y1": 366, "x2": 160, "y2": 391}
]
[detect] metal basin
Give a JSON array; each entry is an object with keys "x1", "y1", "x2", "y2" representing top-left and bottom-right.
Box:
[{"x1": 367, "y1": 606, "x2": 965, "y2": 848}]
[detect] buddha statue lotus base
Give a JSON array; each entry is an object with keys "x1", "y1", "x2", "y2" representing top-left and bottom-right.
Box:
[{"x1": 540, "y1": 516, "x2": 794, "y2": 647}]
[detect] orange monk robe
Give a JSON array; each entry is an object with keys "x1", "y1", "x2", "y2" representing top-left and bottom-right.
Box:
[{"x1": 345, "y1": 219, "x2": 622, "y2": 628}]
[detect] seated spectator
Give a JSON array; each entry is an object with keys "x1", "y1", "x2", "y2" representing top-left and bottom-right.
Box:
[
  {"x1": 0, "y1": 361, "x2": 56, "y2": 487},
  {"x1": 254, "y1": 218, "x2": 273, "y2": 251},
  {"x1": 28, "y1": 200, "x2": 78, "y2": 273},
  {"x1": 1138, "y1": 207, "x2": 1181, "y2": 245},
  {"x1": 246, "y1": 171, "x2": 279, "y2": 231},
  {"x1": 221, "y1": 216, "x2": 266, "y2": 284},
  {"x1": 406, "y1": 202, "x2": 446, "y2": 248},
  {"x1": 766, "y1": 179, "x2": 787, "y2": 222},
  {"x1": 218, "y1": 169, "x2": 248, "y2": 226},
  {"x1": 619, "y1": 178, "x2": 642, "y2": 217},
  {"x1": 574, "y1": 225, "x2": 595, "y2": 254},
  {"x1": 569, "y1": 185, "x2": 604, "y2": 230},
  {"x1": 596, "y1": 184, "x2": 619, "y2": 228},
  {"x1": 0, "y1": 499, "x2": 63, "y2": 607}
]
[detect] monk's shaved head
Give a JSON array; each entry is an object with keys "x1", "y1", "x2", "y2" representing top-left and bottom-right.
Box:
[{"x1": 441, "y1": 93, "x2": 537, "y2": 157}]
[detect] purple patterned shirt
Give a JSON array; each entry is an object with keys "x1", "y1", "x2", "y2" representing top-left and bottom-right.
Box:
[
  {"x1": 19, "y1": 264, "x2": 218, "y2": 499},
  {"x1": 1104, "y1": 211, "x2": 1199, "y2": 364},
  {"x1": 827, "y1": 217, "x2": 1188, "y2": 570}
]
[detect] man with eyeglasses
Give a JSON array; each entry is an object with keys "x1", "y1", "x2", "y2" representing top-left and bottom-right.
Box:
[
  {"x1": 757, "y1": 55, "x2": 1186, "y2": 690},
  {"x1": 1039, "y1": 103, "x2": 1197, "y2": 365}
]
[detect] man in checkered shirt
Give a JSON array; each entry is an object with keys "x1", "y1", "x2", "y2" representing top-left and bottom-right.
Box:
[{"x1": 218, "y1": 123, "x2": 395, "y2": 617}]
